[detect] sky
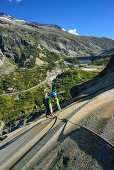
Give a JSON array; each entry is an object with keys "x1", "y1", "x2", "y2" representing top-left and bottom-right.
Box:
[{"x1": 0, "y1": 0, "x2": 114, "y2": 39}]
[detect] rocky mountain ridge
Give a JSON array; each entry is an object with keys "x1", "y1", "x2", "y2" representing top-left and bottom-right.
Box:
[
  {"x1": 0, "y1": 13, "x2": 61, "y2": 31},
  {"x1": 0, "y1": 13, "x2": 114, "y2": 71}
]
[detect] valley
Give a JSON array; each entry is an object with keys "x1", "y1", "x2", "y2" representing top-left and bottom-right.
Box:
[{"x1": 0, "y1": 13, "x2": 114, "y2": 170}]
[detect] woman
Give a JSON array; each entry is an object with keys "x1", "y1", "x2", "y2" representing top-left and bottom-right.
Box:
[{"x1": 44, "y1": 92, "x2": 61, "y2": 118}]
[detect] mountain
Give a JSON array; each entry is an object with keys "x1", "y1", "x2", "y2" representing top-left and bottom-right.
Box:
[
  {"x1": 0, "y1": 13, "x2": 62, "y2": 31},
  {"x1": 0, "y1": 13, "x2": 114, "y2": 70},
  {"x1": 0, "y1": 13, "x2": 114, "y2": 134},
  {"x1": 0, "y1": 13, "x2": 114, "y2": 169}
]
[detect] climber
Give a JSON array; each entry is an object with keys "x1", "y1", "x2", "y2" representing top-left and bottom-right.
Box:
[{"x1": 43, "y1": 92, "x2": 61, "y2": 118}]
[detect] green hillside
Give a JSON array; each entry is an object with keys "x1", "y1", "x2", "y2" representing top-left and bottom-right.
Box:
[{"x1": 0, "y1": 14, "x2": 114, "y2": 133}]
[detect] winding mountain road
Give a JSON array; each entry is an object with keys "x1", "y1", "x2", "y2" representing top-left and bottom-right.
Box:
[
  {"x1": 0, "y1": 75, "x2": 49, "y2": 96},
  {"x1": 0, "y1": 67, "x2": 63, "y2": 96}
]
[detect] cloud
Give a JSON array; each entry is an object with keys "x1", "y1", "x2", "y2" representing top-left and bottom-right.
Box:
[
  {"x1": 62, "y1": 28, "x2": 66, "y2": 31},
  {"x1": 112, "y1": 38, "x2": 114, "y2": 40},
  {"x1": 68, "y1": 28, "x2": 79, "y2": 35}
]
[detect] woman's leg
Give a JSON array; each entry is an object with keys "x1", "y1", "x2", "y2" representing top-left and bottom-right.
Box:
[{"x1": 46, "y1": 104, "x2": 50, "y2": 117}]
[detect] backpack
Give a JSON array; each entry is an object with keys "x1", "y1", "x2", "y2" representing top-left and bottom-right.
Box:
[
  {"x1": 43, "y1": 97, "x2": 49, "y2": 106},
  {"x1": 43, "y1": 98, "x2": 46, "y2": 106}
]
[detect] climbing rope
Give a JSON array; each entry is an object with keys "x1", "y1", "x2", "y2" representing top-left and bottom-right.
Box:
[{"x1": 56, "y1": 116, "x2": 114, "y2": 149}]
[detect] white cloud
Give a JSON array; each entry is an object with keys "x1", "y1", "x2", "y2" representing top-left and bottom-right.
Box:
[
  {"x1": 62, "y1": 28, "x2": 66, "y2": 31},
  {"x1": 68, "y1": 28, "x2": 79, "y2": 35},
  {"x1": 112, "y1": 38, "x2": 114, "y2": 40},
  {"x1": 8, "y1": 0, "x2": 12, "y2": 2}
]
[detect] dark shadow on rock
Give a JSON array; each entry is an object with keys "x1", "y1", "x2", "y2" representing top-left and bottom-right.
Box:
[
  {"x1": 57, "y1": 118, "x2": 68, "y2": 142},
  {"x1": 57, "y1": 124, "x2": 114, "y2": 169},
  {"x1": 38, "y1": 116, "x2": 58, "y2": 143}
]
